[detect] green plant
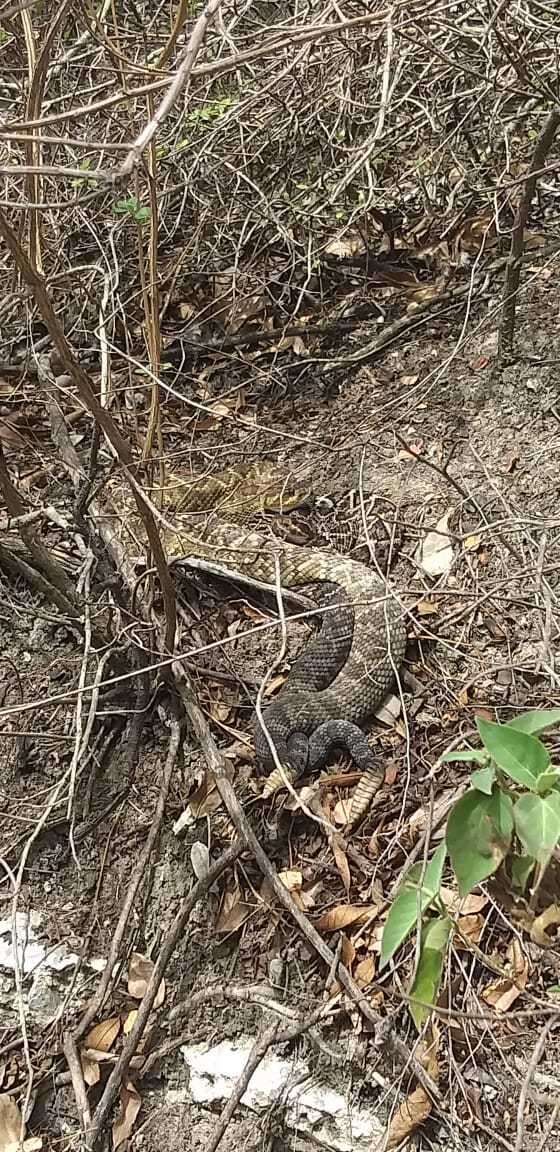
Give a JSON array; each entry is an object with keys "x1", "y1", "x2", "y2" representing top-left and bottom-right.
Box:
[
  {"x1": 71, "y1": 158, "x2": 96, "y2": 188},
  {"x1": 112, "y1": 197, "x2": 150, "y2": 225},
  {"x1": 380, "y1": 708, "x2": 560, "y2": 1027},
  {"x1": 171, "y1": 96, "x2": 238, "y2": 152}
]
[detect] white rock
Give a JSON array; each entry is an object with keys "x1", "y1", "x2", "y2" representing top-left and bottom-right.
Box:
[{"x1": 181, "y1": 1039, "x2": 384, "y2": 1151}]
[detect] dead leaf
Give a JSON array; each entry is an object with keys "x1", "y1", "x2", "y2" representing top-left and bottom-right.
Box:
[
  {"x1": 0, "y1": 420, "x2": 25, "y2": 450},
  {"x1": 0, "y1": 1095, "x2": 42, "y2": 1152},
  {"x1": 416, "y1": 598, "x2": 439, "y2": 616},
  {"x1": 459, "y1": 213, "x2": 496, "y2": 253},
  {"x1": 315, "y1": 904, "x2": 378, "y2": 933},
  {"x1": 324, "y1": 230, "x2": 367, "y2": 258},
  {"x1": 340, "y1": 933, "x2": 355, "y2": 969},
  {"x1": 454, "y1": 914, "x2": 484, "y2": 948},
  {"x1": 186, "y1": 774, "x2": 221, "y2": 819},
  {"x1": 263, "y1": 674, "x2": 287, "y2": 697},
  {"x1": 386, "y1": 1033, "x2": 439, "y2": 1147},
  {"x1": 240, "y1": 603, "x2": 270, "y2": 623},
  {"x1": 464, "y1": 534, "x2": 482, "y2": 551},
  {"x1": 291, "y1": 335, "x2": 307, "y2": 356},
  {"x1": 354, "y1": 954, "x2": 376, "y2": 987},
  {"x1": 417, "y1": 510, "x2": 454, "y2": 577},
  {"x1": 278, "y1": 869, "x2": 303, "y2": 893},
  {"x1": 474, "y1": 707, "x2": 494, "y2": 723},
  {"x1": 331, "y1": 834, "x2": 351, "y2": 894},
  {"x1": 407, "y1": 284, "x2": 441, "y2": 308},
  {"x1": 85, "y1": 1016, "x2": 121, "y2": 1053},
  {"x1": 216, "y1": 888, "x2": 252, "y2": 934},
  {"x1": 398, "y1": 438, "x2": 424, "y2": 460},
  {"x1": 128, "y1": 953, "x2": 165, "y2": 1010},
  {"x1": 375, "y1": 693, "x2": 401, "y2": 726},
  {"x1": 481, "y1": 939, "x2": 528, "y2": 1013},
  {"x1": 384, "y1": 761, "x2": 399, "y2": 788},
  {"x1": 112, "y1": 1082, "x2": 141, "y2": 1149},
  {"x1": 0, "y1": 1095, "x2": 23, "y2": 1152},
  {"x1": 439, "y1": 888, "x2": 488, "y2": 916},
  {"x1": 531, "y1": 904, "x2": 560, "y2": 948},
  {"x1": 333, "y1": 797, "x2": 352, "y2": 826},
  {"x1": 524, "y1": 231, "x2": 547, "y2": 250},
  {"x1": 81, "y1": 1052, "x2": 101, "y2": 1087},
  {"x1": 121, "y1": 1009, "x2": 138, "y2": 1036},
  {"x1": 227, "y1": 293, "x2": 265, "y2": 334},
  {"x1": 208, "y1": 700, "x2": 234, "y2": 724}
]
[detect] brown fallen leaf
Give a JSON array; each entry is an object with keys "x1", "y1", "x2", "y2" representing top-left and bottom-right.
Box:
[
  {"x1": 123, "y1": 1009, "x2": 138, "y2": 1035},
  {"x1": 530, "y1": 903, "x2": 560, "y2": 948},
  {"x1": 454, "y1": 914, "x2": 484, "y2": 948},
  {"x1": 398, "y1": 438, "x2": 424, "y2": 460},
  {"x1": 81, "y1": 1052, "x2": 101, "y2": 1087},
  {"x1": 315, "y1": 904, "x2": 378, "y2": 933},
  {"x1": 263, "y1": 674, "x2": 287, "y2": 697},
  {"x1": 278, "y1": 869, "x2": 303, "y2": 893},
  {"x1": 216, "y1": 888, "x2": 252, "y2": 934},
  {"x1": 354, "y1": 954, "x2": 376, "y2": 987},
  {"x1": 481, "y1": 939, "x2": 529, "y2": 1013},
  {"x1": 186, "y1": 773, "x2": 222, "y2": 819},
  {"x1": 439, "y1": 888, "x2": 488, "y2": 916},
  {"x1": 464, "y1": 533, "x2": 482, "y2": 551},
  {"x1": 0, "y1": 1094, "x2": 42, "y2": 1152},
  {"x1": 386, "y1": 1031, "x2": 439, "y2": 1147},
  {"x1": 416, "y1": 598, "x2": 439, "y2": 616},
  {"x1": 85, "y1": 1016, "x2": 121, "y2": 1053},
  {"x1": 208, "y1": 700, "x2": 234, "y2": 724},
  {"x1": 112, "y1": 1082, "x2": 141, "y2": 1149},
  {"x1": 128, "y1": 953, "x2": 165, "y2": 1009},
  {"x1": 331, "y1": 833, "x2": 351, "y2": 895},
  {"x1": 333, "y1": 798, "x2": 352, "y2": 826}
]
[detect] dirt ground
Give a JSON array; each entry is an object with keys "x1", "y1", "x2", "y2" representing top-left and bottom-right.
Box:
[
  {"x1": 3, "y1": 3, "x2": 560, "y2": 1137},
  {"x1": 2, "y1": 254, "x2": 560, "y2": 1152}
]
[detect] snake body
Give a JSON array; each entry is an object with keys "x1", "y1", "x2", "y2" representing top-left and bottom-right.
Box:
[
  {"x1": 172, "y1": 517, "x2": 406, "y2": 780},
  {"x1": 104, "y1": 462, "x2": 405, "y2": 804}
]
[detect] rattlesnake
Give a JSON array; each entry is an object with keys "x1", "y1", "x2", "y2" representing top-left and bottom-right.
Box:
[
  {"x1": 103, "y1": 462, "x2": 406, "y2": 817},
  {"x1": 170, "y1": 518, "x2": 406, "y2": 774}
]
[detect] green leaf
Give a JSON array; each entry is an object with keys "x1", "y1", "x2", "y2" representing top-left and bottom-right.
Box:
[
  {"x1": 507, "y1": 708, "x2": 560, "y2": 735},
  {"x1": 476, "y1": 718, "x2": 549, "y2": 790},
  {"x1": 440, "y1": 749, "x2": 488, "y2": 765},
  {"x1": 409, "y1": 915, "x2": 452, "y2": 1031},
  {"x1": 510, "y1": 854, "x2": 535, "y2": 893},
  {"x1": 536, "y1": 769, "x2": 560, "y2": 795},
  {"x1": 447, "y1": 787, "x2": 513, "y2": 896},
  {"x1": 514, "y1": 792, "x2": 560, "y2": 864},
  {"x1": 380, "y1": 843, "x2": 447, "y2": 970},
  {"x1": 471, "y1": 764, "x2": 496, "y2": 794}
]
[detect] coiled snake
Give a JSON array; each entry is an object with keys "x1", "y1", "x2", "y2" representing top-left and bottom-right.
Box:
[{"x1": 105, "y1": 463, "x2": 406, "y2": 821}]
